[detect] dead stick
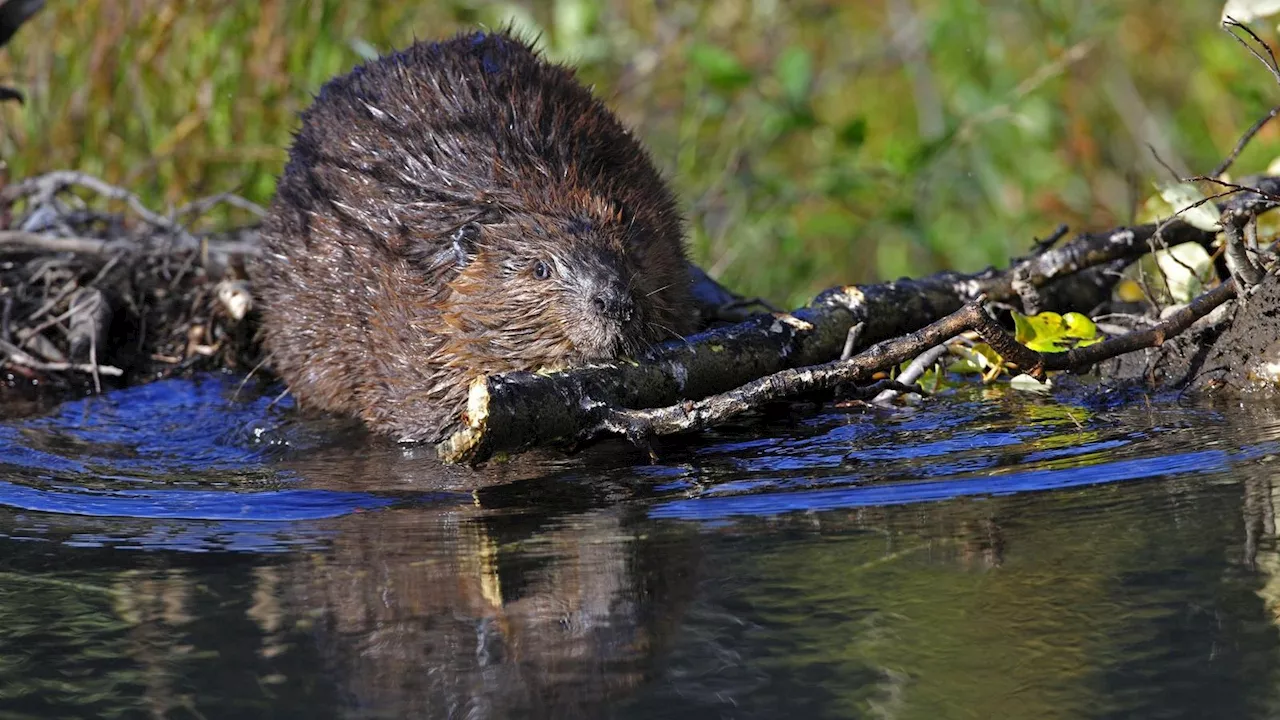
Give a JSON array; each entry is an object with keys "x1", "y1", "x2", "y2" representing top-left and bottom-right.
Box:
[
  {"x1": 1212, "y1": 105, "x2": 1280, "y2": 178},
  {"x1": 0, "y1": 230, "x2": 135, "y2": 255},
  {"x1": 0, "y1": 338, "x2": 123, "y2": 377}
]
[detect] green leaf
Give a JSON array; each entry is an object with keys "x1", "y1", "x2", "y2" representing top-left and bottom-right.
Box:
[
  {"x1": 947, "y1": 343, "x2": 1003, "y2": 375},
  {"x1": 775, "y1": 46, "x2": 813, "y2": 105},
  {"x1": 689, "y1": 44, "x2": 753, "y2": 91},
  {"x1": 1012, "y1": 310, "x2": 1102, "y2": 353},
  {"x1": 1061, "y1": 312, "x2": 1100, "y2": 344}
]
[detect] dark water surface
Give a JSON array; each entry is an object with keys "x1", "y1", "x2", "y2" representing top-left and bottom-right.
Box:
[{"x1": 2, "y1": 373, "x2": 1279, "y2": 719}]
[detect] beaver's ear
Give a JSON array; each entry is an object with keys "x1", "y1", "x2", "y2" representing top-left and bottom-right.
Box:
[
  {"x1": 403, "y1": 222, "x2": 481, "y2": 281},
  {"x1": 450, "y1": 222, "x2": 481, "y2": 267}
]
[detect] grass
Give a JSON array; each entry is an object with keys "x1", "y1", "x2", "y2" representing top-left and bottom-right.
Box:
[{"x1": 2, "y1": 0, "x2": 1279, "y2": 307}]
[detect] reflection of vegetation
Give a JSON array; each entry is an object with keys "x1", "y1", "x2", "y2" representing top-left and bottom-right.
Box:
[
  {"x1": 0, "y1": 569, "x2": 148, "y2": 717},
  {"x1": 703, "y1": 481, "x2": 1278, "y2": 719},
  {"x1": 2, "y1": 1, "x2": 1275, "y2": 305}
]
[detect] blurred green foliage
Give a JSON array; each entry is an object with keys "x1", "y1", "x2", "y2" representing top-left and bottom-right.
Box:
[{"x1": 2, "y1": 0, "x2": 1279, "y2": 306}]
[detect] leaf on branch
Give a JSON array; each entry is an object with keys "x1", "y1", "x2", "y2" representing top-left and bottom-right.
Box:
[
  {"x1": 1012, "y1": 310, "x2": 1101, "y2": 353},
  {"x1": 1155, "y1": 181, "x2": 1223, "y2": 232}
]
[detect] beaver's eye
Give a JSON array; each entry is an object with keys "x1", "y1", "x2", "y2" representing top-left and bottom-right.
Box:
[{"x1": 532, "y1": 260, "x2": 552, "y2": 280}]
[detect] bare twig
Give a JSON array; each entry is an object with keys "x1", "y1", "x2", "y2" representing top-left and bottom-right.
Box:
[
  {"x1": 873, "y1": 342, "x2": 951, "y2": 404},
  {"x1": 1212, "y1": 104, "x2": 1280, "y2": 178},
  {"x1": 0, "y1": 229, "x2": 259, "y2": 258},
  {"x1": 1191, "y1": 175, "x2": 1280, "y2": 205},
  {"x1": 597, "y1": 299, "x2": 992, "y2": 442},
  {"x1": 1224, "y1": 18, "x2": 1280, "y2": 88},
  {"x1": 1031, "y1": 224, "x2": 1070, "y2": 254},
  {"x1": 1148, "y1": 142, "x2": 1184, "y2": 184},
  {"x1": 839, "y1": 322, "x2": 865, "y2": 361},
  {"x1": 1, "y1": 171, "x2": 182, "y2": 233},
  {"x1": 0, "y1": 230, "x2": 135, "y2": 255},
  {"x1": 0, "y1": 338, "x2": 123, "y2": 377},
  {"x1": 174, "y1": 192, "x2": 267, "y2": 220}
]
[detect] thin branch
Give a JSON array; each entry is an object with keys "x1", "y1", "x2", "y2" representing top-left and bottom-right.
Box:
[
  {"x1": 0, "y1": 230, "x2": 135, "y2": 255},
  {"x1": 0, "y1": 338, "x2": 123, "y2": 377},
  {"x1": 1191, "y1": 175, "x2": 1280, "y2": 205},
  {"x1": 1, "y1": 171, "x2": 182, "y2": 233},
  {"x1": 597, "y1": 298, "x2": 993, "y2": 441},
  {"x1": 0, "y1": 229, "x2": 259, "y2": 258},
  {"x1": 1148, "y1": 142, "x2": 1183, "y2": 184},
  {"x1": 1031, "y1": 224, "x2": 1070, "y2": 254},
  {"x1": 174, "y1": 192, "x2": 267, "y2": 220},
  {"x1": 1213, "y1": 104, "x2": 1280, "y2": 178},
  {"x1": 1224, "y1": 18, "x2": 1280, "y2": 88}
]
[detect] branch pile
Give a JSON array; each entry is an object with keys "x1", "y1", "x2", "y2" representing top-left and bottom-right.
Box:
[{"x1": 0, "y1": 172, "x2": 263, "y2": 393}]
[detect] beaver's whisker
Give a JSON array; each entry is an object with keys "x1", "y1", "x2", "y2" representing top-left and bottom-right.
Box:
[{"x1": 646, "y1": 320, "x2": 680, "y2": 339}]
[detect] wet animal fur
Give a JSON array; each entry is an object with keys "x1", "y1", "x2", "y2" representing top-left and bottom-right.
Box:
[{"x1": 255, "y1": 31, "x2": 696, "y2": 443}]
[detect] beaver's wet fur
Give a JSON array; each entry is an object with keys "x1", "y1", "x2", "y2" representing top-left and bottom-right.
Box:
[{"x1": 254, "y1": 31, "x2": 695, "y2": 442}]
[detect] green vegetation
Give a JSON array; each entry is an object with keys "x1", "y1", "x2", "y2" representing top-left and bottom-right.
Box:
[{"x1": 2, "y1": 0, "x2": 1276, "y2": 306}]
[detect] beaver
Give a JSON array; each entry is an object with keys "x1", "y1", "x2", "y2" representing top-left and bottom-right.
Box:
[{"x1": 254, "y1": 30, "x2": 696, "y2": 443}]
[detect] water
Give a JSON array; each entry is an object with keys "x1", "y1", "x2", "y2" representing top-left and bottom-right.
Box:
[{"x1": 1, "y1": 373, "x2": 1279, "y2": 719}]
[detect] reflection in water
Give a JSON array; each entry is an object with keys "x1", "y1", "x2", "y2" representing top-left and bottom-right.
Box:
[
  {"x1": 101, "y1": 501, "x2": 701, "y2": 719},
  {"x1": 4, "y1": 376, "x2": 1280, "y2": 717},
  {"x1": 285, "y1": 504, "x2": 699, "y2": 719}
]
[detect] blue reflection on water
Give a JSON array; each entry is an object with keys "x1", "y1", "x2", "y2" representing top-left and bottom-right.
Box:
[
  {"x1": 0, "y1": 482, "x2": 392, "y2": 520},
  {"x1": 0, "y1": 375, "x2": 290, "y2": 476},
  {"x1": 0, "y1": 375, "x2": 394, "y2": 551},
  {"x1": 650, "y1": 449, "x2": 1231, "y2": 520}
]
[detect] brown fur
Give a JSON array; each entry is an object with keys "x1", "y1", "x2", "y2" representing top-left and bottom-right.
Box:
[{"x1": 254, "y1": 31, "x2": 695, "y2": 442}]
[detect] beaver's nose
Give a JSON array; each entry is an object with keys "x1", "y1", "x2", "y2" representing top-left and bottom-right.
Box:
[{"x1": 593, "y1": 289, "x2": 634, "y2": 323}]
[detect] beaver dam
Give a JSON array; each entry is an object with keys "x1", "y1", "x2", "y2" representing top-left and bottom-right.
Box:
[{"x1": 4, "y1": 156, "x2": 1280, "y2": 465}]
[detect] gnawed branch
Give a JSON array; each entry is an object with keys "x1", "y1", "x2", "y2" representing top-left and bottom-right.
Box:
[{"x1": 438, "y1": 175, "x2": 1280, "y2": 465}]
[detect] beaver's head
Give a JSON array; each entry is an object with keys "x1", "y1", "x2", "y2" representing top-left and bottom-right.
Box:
[{"x1": 405, "y1": 192, "x2": 683, "y2": 372}]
